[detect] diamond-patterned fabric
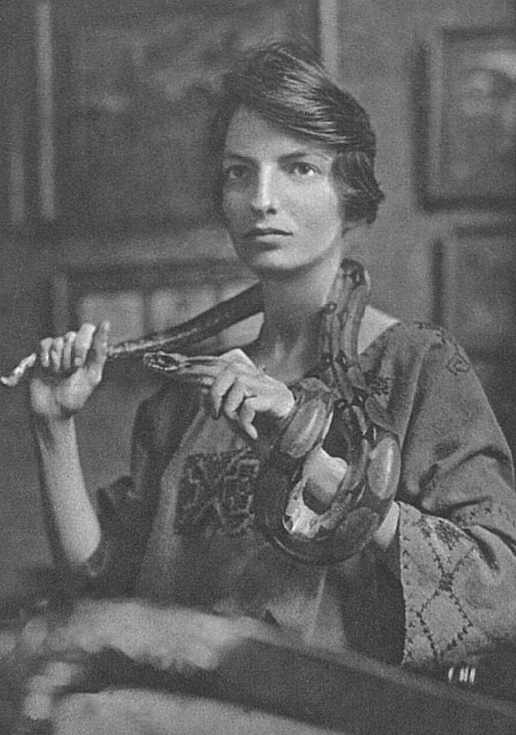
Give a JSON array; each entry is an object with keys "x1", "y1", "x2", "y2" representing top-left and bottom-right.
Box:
[{"x1": 400, "y1": 506, "x2": 489, "y2": 663}]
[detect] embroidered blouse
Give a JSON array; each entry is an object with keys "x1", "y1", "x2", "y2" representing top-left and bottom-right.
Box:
[{"x1": 83, "y1": 321, "x2": 516, "y2": 667}]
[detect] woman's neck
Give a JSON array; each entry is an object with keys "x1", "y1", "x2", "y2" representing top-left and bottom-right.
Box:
[{"x1": 250, "y1": 261, "x2": 340, "y2": 381}]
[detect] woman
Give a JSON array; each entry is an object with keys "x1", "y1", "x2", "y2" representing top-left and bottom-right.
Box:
[{"x1": 29, "y1": 41, "x2": 516, "y2": 675}]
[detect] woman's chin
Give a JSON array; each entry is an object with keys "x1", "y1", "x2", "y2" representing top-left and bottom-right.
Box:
[
  {"x1": 237, "y1": 252, "x2": 340, "y2": 282},
  {"x1": 239, "y1": 258, "x2": 300, "y2": 280},
  {"x1": 235, "y1": 249, "x2": 290, "y2": 274}
]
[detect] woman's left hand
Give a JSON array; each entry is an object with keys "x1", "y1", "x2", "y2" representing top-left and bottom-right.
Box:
[
  {"x1": 205, "y1": 350, "x2": 294, "y2": 441},
  {"x1": 144, "y1": 348, "x2": 295, "y2": 442}
]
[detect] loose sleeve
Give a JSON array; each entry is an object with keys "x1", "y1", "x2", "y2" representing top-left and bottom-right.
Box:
[
  {"x1": 392, "y1": 330, "x2": 516, "y2": 665},
  {"x1": 78, "y1": 384, "x2": 201, "y2": 597}
]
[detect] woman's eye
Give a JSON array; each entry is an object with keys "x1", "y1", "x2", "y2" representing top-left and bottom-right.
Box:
[
  {"x1": 223, "y1": 165, "x2": 248, "y2": 182},
  {"x1": 290, "y1": 162, "x2": 317, "y2": 177}
]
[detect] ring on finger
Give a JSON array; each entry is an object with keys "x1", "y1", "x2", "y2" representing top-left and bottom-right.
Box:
[{"x1": 241, "y1": 387, "x2": 257, "y2": 401}]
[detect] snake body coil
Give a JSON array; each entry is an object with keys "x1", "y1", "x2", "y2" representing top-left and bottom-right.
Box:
[
  {"x1": 2, "y1": 258, "x2": 400, "y2": 565},
  {"x1": 254, "y1": 260, "x2": 401, "y2": 564},
  {"x1": 145, "y1": 260, "x2": 401, "y2": 565}
]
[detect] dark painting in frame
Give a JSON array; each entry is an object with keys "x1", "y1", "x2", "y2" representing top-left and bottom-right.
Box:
[
  {"x1": 418, "y1": 26, "x2": 516, "y2": 210},
  {"x1": 433, "y1": 220, "x2": 516, "y2": 447},
  {"x1": 435, "y1": 222, "x2": 516, "y2": 355},
  {"x1": 51, "y1": 0, "x2": 319, "y2": 232}
]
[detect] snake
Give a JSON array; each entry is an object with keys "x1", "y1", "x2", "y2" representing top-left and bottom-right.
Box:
[
  {"x1": 3, "y1": 261, "x2": 401, "y2": 733},
  {"x1": 143, "y1": 259, "x2": 401, "y2": 565},
  {"x1": 1, "y1": 259, "x2": 400, "y2": 564},
  {"x1": 0, "y1": 282, "x2": 264, "y2": 387}
]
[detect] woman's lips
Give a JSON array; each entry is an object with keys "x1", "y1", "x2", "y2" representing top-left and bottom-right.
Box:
[{"x1": 244, "y1": 227, "x2": 292, "y2": 240}]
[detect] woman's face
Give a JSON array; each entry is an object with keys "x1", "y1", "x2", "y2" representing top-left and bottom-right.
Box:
[{"x1": 222, "y1": 107, "x2": 347, "y2": 278}]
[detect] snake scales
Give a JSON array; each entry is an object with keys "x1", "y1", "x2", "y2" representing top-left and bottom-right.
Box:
[{"x1": 143, "y1": 259, "x2": 401, "y2": 565}]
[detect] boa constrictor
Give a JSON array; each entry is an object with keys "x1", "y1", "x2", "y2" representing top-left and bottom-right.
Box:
[
  {"x1": 144, "y1": 259, "x2": 401, "y2": 565},
  {"x1": 1, "y1": 257, "x2": 400, "y2": 565}
]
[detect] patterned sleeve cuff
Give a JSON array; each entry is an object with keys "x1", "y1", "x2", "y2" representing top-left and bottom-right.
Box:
[{"x1": 398, "y1": 503, "x2": 493, "y2": 666}]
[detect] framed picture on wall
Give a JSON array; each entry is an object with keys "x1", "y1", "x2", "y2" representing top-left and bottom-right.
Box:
[
  {"x1": 435, "y1": 222, "x2": 516, "y2": 354},
  {"x1": 42, "y1": 0, "x2": 319, "y2": 231},
  {"x1": 419, "y1": 26, "x2": 516, "y2": 210}
]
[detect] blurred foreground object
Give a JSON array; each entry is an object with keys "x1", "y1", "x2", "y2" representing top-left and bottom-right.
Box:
[{"x1": 3, "y1": 599, "x2": 516, "y2": 735}]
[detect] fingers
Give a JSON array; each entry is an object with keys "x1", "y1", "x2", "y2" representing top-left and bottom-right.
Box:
[
  {"x1": 239, "y1": 398, "x2": 258, "y2": 440},
  {"x1": 37, "y1": 322, "x2": 109, "y2": 377},
  {"x1": 73, "y1": 323, "x2": 98, "y2": 369},
  {"x1": 49, "y1": 337, "x2": 64, "y2": 372},
  {"x1": 206, "y1": 366, "x2": 256, "y2": 439},
  {"x1": 85, "y1": 321, "x2": 110, "y2": 380},
  {"x1": 62, "y1": 332, "x2": 76, "y2": 372},
  {"x1": 209, "y1": 378, "x2": 255, "y2": 440},
  {"x1": 207, "y1": 363, "x2": 294, "y2": 441},
  {"x1": 39, "y1": 337, "x2": 54, "y2": 371},
  {"x1": 223, "y1": 381, "x2": 258, "y2": 440}
]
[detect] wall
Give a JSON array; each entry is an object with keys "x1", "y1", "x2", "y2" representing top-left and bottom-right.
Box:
[
  {"x1": 330, "y1": 0, "x2": 514, "y2": 321},
  {"x1": 0, "y1": 0, "x2": 514, "y2": 605}
]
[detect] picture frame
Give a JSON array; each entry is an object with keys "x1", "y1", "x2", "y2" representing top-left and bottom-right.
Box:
[
  {"x1": 434, "y1": 222, "x2": 516, "y2": 354},
  {"x1": 46, "y1": 0, "x2": 319, "y2": 231},
  {"x1": 418, "y1": 26, "x2": 516, "y2": 210}
]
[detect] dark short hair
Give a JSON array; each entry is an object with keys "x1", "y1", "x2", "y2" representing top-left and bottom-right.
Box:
[{"x1": 211, "y1": 40, "x2": 384, "y2": 224}]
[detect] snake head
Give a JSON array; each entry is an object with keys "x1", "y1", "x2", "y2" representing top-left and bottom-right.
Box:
[
  {"x1": 142, "y1": 351, "x2": 186, "y2": 373},
  {"x1": 142, "y1": 351, "x2": 234, "y2": 389}
]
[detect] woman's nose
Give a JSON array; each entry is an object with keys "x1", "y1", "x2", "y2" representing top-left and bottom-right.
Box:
[{"x1": 250, "y1": 168, "x2": 278, "y2": 214}]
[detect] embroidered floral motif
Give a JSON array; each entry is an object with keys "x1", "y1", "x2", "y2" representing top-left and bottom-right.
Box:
[
  {"x1": 363, "y1": 369, "x2": 394, "y2": 398},
  {"x1": 446, "y1": 351, "x2": 471, "y2": 376},
  {"x1": 453, "y1": 500, "x2": 516, "y2": 536},
  {"x1": 432, "y1": 518, "x2": 465, "y2": 549},
  {"x1": 175, "y1": 447, "x2": 260, "y2": 537},
  {"x1": 414, "y1": 322, "x2": 471, "y2": 376}
]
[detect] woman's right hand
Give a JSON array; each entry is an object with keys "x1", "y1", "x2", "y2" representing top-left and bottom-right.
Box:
[{"x1": 29, "y1": 322, "x2": 110, "y2": 421}]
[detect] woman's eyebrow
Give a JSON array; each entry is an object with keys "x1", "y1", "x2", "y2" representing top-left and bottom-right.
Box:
[
  {"x1": 222, "y1": 152, "x2": 252, "y2": 162},
  {"x1": 222, "y1": 150, "x2": 332, "y2": 162},
  {"x1": 280, "y1": 151, "x2": 333, "y2": 163}
]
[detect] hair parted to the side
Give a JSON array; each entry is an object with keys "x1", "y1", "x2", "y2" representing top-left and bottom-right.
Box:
[{"x1": 211, "y1": 39, "x2": 385, "y2": 224}]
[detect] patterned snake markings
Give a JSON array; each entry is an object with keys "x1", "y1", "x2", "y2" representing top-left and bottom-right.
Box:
[{"x1": 144, "y1": 260, "x2": 401, "y2": 565}]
